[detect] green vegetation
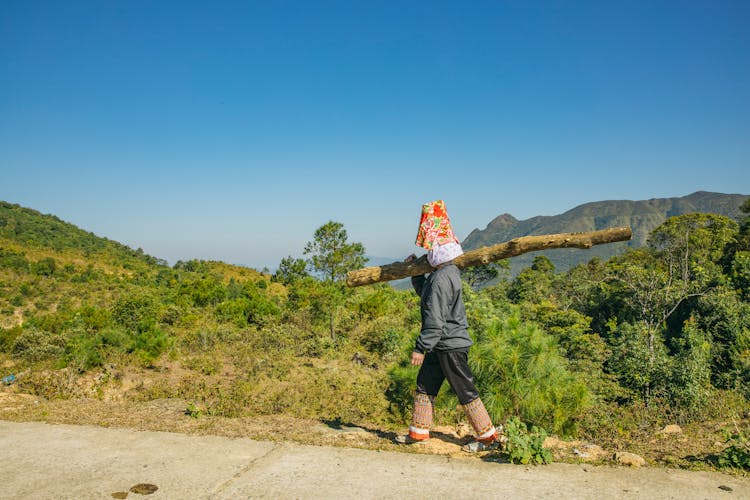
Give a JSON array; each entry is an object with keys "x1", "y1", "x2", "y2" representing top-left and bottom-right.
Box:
[
  {"x1": 718, "y1": 427, "x2": 750, "y2": 471},
  {"x1": 503, "y1": 417, "x2": 553, "y2": 465},
  {"x1": 1, "y1": 200, "x2": 749, "y2": 470}
]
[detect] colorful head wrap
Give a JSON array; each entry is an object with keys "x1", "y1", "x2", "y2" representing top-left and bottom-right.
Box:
[{"x1": 415, "y1": 200, "x2": 460, "y2": 250}]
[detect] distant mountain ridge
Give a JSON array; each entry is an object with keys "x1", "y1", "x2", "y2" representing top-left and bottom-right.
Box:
[{"x1": 462, "y1": 191, "x2": 750, "y2": 275}]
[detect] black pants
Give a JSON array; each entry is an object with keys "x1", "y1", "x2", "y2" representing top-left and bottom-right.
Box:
[{"x1": 416, "y1": 350, "x2": 479, "y2": 405}]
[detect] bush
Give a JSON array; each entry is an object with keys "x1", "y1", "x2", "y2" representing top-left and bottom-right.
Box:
[
  {"x1": 669, "y1": 319, "x2": 712, "y2": 412},
  {"x1": 354, "y1": 286, "x2": 406, "y2": 320},
  {"x1": 362, "y1": 322, "x2": 408, "y2": 360},
  {"x1": 607, "y1": 321, "x2": 672, "y2": 402},
  {"x1": 112, "y1": 292, "x2": 158, "y2": 332},
  {"x1": 503, "y1": 416, "x2": 553, "y2": 465},
  {"x1": 64, "y1": 327, "x2": 130, "y2": 371},
  {"x1": 471, "y1": 309, "x2": 590, "y2": 436},
  {"x1": 31, "y1": 257, "x2": 57, "y2": 276},
  {"x1": 0, "y1": 326, "x2": 23, "y2": 352},
  {"x1": 215, "y1": 298, "x2": 252, "y2": 327},
  {"x1": 180, "y1": 277, "x2": 226, "y2": 307},
  {"x1": 718, "y1": 425, "x2": 750, "y2": 471},
  {"x1": 184, "y1": 354, "x2": 222, "y2": 375},
  {"x1": 0, "y1": 248, "x2": 29, "y2": 272},
  {"x1": 132, "y1": 327, "x2": 172, "y2": 366},
  {"x1": 11, "y1": 327, "x2": 66, "y2": 362}
]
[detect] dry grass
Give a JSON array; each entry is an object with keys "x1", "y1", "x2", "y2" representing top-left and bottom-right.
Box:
[
  {"x1": 1, "y1": 354, "x2": 747, "y2": 473},
  {"x1": 1, "y1": 385, "x2": 747, "y2": 475},
  {"x1": 0, "y1": 391, "x2": 468, "y2": 456}
]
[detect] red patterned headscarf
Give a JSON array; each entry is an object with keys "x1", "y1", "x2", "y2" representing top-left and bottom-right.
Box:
[{"x1": 415, "y1": 200, "x2": 460, "y2": 250}]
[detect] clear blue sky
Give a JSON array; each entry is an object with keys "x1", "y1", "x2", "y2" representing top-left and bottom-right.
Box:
[{"x1": 1, "y1": 1, "x2": 748, "y2": 269}]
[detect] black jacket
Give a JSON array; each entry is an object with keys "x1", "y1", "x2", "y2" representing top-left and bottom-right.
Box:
[{"x1": 412, "y1": 264, "x2": 473, "y2": 353}]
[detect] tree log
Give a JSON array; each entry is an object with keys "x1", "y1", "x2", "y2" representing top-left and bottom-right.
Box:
[{"x1": 346, "y1": 227, "x2": 632, "y2": 287}]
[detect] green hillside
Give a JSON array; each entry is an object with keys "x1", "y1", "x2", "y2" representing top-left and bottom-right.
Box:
[
  {"x1": 0, "y1": 200, "x2": 409, "y2": 426},
  {"x1": 462, "y1": 191, "x2": 750, "y2": 275},
  {"x1": 0, "y1": 201, "x2": 277, "y2": 321},
  {"x1": 0, "y1": 201, "x2": 162, "y2": 270}
]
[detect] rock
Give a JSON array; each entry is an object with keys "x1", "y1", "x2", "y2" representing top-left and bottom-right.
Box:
[
  {"x1": 579, "y1": 444, "x2": 606, "y2": 460},
  {"x1": 573, "y1": 445, "x2": 607, "y2": 460},
  {"x1": 659, "y1": 424, "x2": 682, "y2": 435},
  {"x1": 544, "y1": 437, "x2": 607, "y2": 462},
  {"x1": 573, "y1": 448, "x2": 588, "y2": 458},
  {"x1": 614, "y1": 452, "x2": 646, "y2": 467}
]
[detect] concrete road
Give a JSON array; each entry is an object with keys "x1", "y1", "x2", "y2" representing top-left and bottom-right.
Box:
[{"x1": 1, "y1": 421, "x2": 748, "y2": 499}]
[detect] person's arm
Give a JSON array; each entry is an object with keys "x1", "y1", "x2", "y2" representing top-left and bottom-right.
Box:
[
  {"x1": 405, "y1": 254, "x2": 425, "y2": 297},
  {"x1": 411, "y1": 274, "x2": 426, "y2": 297},
  {"x1": 414, "y1": 274, "x2": 449, "y2": 354}
]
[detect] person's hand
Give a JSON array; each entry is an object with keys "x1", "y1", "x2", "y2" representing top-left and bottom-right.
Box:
[
  {"x1": 404, "y1": 254, "x2": 417, "y2": 263},
  {"x1": 411, "y1": 351, "x2": 425, "y2": 366}
]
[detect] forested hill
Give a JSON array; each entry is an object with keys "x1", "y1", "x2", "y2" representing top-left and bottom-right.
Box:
[
  {"x1": 462, "y1": 191, "x2": 750, "y2": 274},
  {"x1": 0, "y1": 200, "x2": 271, "y2": 332},
  {"x1": 0, "y1": 200, "x2": 266, "y2": 281},
  {"x1": 0, "y1": 201, "x2": 163, "y2": 272}
]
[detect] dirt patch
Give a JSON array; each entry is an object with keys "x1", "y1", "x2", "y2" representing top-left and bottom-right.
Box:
[
  {"x1": 0, "y1": 392, "x2": 39, "y2": 411},
  {"x1": 0, "y1": 391, "x2": 484, "y2": 459}
]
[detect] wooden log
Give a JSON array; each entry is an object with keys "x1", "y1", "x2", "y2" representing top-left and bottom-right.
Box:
[{"x1": 346, "y1": 226, "x2": 632, "y2": 287}]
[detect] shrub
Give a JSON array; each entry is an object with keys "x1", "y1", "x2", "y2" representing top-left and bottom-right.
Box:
[
  {"x1": 669, "y1": 319, "x2": 712, "y2": 413},
  {"x1": 245, "y1": 294, "x2": 281, "y2": 326},
  {"x1": 607, "y1": 321, "x2": 672, "y2": 402},
  {"x1": 17, "y1": 368, "x2": 80, "y2": 399},
  {"x1": 64, "y1": 327, "x2": 130, "y2": 371},
  {"x1": 132, "y1": 327, "x2": 172, "y2": 366},
  {"x1": 503, "y1": 416, "x2": 553, "y2": 465},
  {"x1": 31, "y1": 257, "x2": 57, "y2": 276},
  {"x1": 0, "y1": 248, "x2": 29, "y2": 272},
  {"x1": 184, "y1": 354, "x2": 222, "y2": 375},
  {"x1": 180, "y1": 277, "x2": 226, "y2": 307},
  {"x1": 471, "y1": 309, "x2": 590, "y2": 436},
  {"x1": 11, "y1": 327, "x2": 66, "y2": 362},
  {"x1": 362, "y1": 322, "x2": 408, "y2": 360},
  {"x1": 215, "y1": 298, "x2": 252, "y2": 327},
  {"x1": 112, "y1": 292, "x2": 158, "y2": 332},
  {"x1": 718, "y1": 425, "x2": 750, "y2": 471},
  {"x1": 64, "y1": 334, "x2": 103, "y2": 370},
  {"x1": 0, "y1": 326, "x2": 23, "y2": 352}
]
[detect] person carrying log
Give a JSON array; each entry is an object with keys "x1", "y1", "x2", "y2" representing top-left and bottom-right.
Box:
[{"x1": 396, "y1": 200, "x2": 500, "y2": 452}]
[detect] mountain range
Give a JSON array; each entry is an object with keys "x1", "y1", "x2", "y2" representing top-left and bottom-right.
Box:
[{"x1": 462, "y1": 191, "x2": 749, "y2": 275}]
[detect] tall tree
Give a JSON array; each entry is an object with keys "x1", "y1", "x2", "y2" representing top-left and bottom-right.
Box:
[
  {"x1": 305, "y1": 221, "x2": 367, "y2": 282},
  {"x1": 272, "y1": 256, "x2": 309, "y2": 285},
  {"x1": 607, "y1": 214, "x2": 738, "y2": 403},
  {"x1": 461, "y1": 261, "x2": 507, "y2": 290},
  {"x1": 303, "y1": 221, "x2": 367, "y2": 341}
]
